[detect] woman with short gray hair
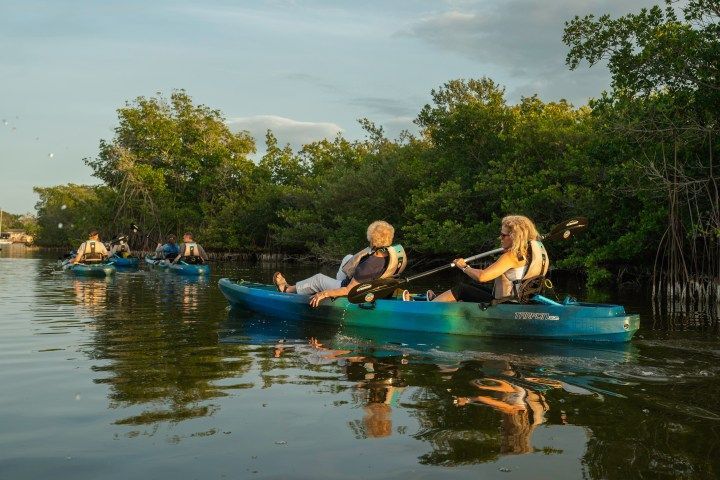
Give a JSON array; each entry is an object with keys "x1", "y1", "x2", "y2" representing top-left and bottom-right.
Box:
[{"x1": 274, "y1": 220, "x2": 396, "y2": 308}]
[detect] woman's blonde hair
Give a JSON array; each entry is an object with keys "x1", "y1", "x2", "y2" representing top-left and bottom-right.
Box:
[
  {"x1": 501, "y1": 215, "x2": 539, "y2": 261},
  {"x1": 367, "y1": 220, "x2": 394, "y2": 249}
]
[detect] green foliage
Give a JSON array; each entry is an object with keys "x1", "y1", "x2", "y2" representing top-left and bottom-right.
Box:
[
  {"x1": 564, "y1": 0, "x2": 719, "y2": 284},
  {"x1": 84, "y1": 90, "x2": 257, "y2": 243},
  {"x1": 33, "y1": 184, "x2": 116, "y2": 246}
]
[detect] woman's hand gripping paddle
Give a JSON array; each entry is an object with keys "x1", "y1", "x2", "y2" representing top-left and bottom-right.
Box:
[{"x1": 347, "y1": 216, "x2": 587, "y2": 304}]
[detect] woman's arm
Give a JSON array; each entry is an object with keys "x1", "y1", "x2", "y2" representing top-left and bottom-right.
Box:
[
  {"x1": 72, "y1": 245, "x2": 84, "y2": 264},
  {"x1": 455, "y1": 252, "x2": 519, "y2": 283},
  {"x1": 308, "y1": 279, "x2": 357, "y2": 308}
]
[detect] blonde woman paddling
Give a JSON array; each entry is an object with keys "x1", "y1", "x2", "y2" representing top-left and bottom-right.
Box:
[{"x1": 432, "y1": 215, "x2": 547, "y2": 303}]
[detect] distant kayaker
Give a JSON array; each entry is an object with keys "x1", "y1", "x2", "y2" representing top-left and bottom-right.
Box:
[
  {"x1": 71, "y1": 230, "x2": 109, "y2": 264},
  {"x1": 171, "y1": 232, "x2": 209, "y2": 264},
  {"x1": 273, "y1": 220, "x2": 402, "y2": 308},
  {"x1": 109, "y1": 236, "x2": 132, "y2": 258},
  {"x1": 155, "y1": 234, "x2": 180, "y2": 260},
  {"x1": 431, "y1": 215, "x2": 549, "y2": 303}
]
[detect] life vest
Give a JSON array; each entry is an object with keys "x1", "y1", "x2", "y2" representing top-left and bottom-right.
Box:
[
  {"x1": 82, "y1": 241, "x2": 105, "y2": 263},
  {"x1": 493, "y1": 240, "x2": 549, "y2": 302},
  {"x1": 180, "y1": 242, "x2": 204, "y2": 263},
  {"x1": 342, "y1": 244, "x2": 407, "y2": 280},
  {"x1": 116, "y1": 242, "x2": 130, "y2": 258}
]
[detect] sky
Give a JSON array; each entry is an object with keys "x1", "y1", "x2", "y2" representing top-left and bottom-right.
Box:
[{"x1": 0, "y1": 0, "x2": 659, "y2": 214}]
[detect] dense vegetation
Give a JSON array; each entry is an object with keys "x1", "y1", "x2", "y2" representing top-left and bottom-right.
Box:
[
  {"x1": 33, "y1": 0, "x2": 718, "y2": 288},
  {"x1": 0, "y1": 209, "x2": 37, "y2": 236}
]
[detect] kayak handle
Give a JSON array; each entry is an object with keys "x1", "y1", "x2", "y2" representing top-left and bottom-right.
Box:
[{"x1": 357, "y1": 302, "x2": 376, "y2": 310}]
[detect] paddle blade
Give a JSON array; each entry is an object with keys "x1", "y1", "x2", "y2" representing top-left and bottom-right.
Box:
[
  {"x1": 543, "y1": 217, "x2": 588, "y2": 242},
  {"x1": 347, "y1": 277, "x2": 404, "y2": 304}
]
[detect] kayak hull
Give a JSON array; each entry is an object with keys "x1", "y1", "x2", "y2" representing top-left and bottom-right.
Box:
[
  {"x1": 145, "y1": 256, "x2": 170, "y2": 268},
  {"x1": 110, "y1": 255, "x2": 139, "y2": 268},
  {"x1": 218, "y1": 279, "x2": 640, "y2": 343},
  {"x1": 169, "y1": 261, "x2": 211, "y2": 276},
  {"x1": 65, "y1": 262, "x2": 116, "y2": 277}
]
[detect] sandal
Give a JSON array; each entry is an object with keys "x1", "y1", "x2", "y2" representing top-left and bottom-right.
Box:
[
  {"x1": 273, "y1": 272, "x2": 288, "y2": 292},
  {"x1": 401, "y1": 289, "x2": 412, "y2": 301},
  {"x1": 426, "y1": 290, "x2": 436, "y2": 301}
]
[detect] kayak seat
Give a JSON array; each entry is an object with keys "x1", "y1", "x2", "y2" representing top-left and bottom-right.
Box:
[{"x1": 491, "y1": 276, "x2": 552, "y2": 306}]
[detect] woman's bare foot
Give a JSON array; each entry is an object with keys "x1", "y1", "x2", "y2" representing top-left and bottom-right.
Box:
[{"x1": 273, "y1": 272, "x2": 288, "y2": 292}]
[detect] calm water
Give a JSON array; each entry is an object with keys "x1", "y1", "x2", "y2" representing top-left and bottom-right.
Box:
[{"x1": 1, "y1": 247, "x2": 719, "y2": 479}]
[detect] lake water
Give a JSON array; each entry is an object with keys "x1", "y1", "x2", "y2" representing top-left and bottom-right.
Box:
[{"x1": 1, "y1": 247, "x2": 719, "y2": 479}]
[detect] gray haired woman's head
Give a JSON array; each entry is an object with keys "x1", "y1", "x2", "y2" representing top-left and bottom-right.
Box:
[{"x1": 367, "y1": 221, "x2": 394, "y2": 249}]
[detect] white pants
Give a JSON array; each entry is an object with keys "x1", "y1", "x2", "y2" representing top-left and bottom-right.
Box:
[{"x1": 295, "y1": 254, "x2": 354, "y2": 295}]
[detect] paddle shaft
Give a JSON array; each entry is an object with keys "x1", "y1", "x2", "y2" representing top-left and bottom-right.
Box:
[{"x1": 404, "y1": 247, "x2": 505, "y2": 284}]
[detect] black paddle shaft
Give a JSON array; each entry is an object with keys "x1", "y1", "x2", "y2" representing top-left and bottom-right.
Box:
[{"x1": 348, "y1": 247, "x2": 504, "y2": 303}]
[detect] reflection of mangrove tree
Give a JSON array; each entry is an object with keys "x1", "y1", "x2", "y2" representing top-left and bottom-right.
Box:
[{"x1": 75, "y1": 274, "x2": 253, "y2": 427}]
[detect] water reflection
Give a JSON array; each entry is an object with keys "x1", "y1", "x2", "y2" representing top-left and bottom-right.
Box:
[
  {"x1": 72, "y1": 278, "x2": 109, "y2": 313},
  {"x1": 346, "y1": 355, "x2": 406, "y2": 439},
  {"x1": 60, "y1": 270, "x2": 249, "y2": 431},
  {"x1": 452, "y1": 361, "x2": 562, "y2": 455},
  {"x1": 272, "y1": 336, "x2": 407, "y2": 439},
  {"x1": 7, "y1": 255, "x2": 719, "y2": 479}
]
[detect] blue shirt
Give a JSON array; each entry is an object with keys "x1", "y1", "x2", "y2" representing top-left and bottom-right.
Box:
[{"x1": 162, "y1": 243, "x2": 180, "y2": 258}]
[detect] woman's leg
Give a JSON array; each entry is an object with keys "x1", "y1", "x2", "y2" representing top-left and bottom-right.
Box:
[
  {"x1": 433, "y1": 278, "x2": 494, "y2": 303},
  {"x1": 295, "y1": 273, "x2": 342, "y2": 295},
  {"x1": 432, "y1": 289, "x2": 458, "y2": 302}
]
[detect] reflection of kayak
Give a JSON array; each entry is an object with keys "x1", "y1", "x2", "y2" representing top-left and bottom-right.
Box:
[
  {"x1": 63, "y1": 260, "x2": 116, "y2": 277},
  {"x1": 218, "y1": 280, "x2": 640, "y2": 343},
  {"x1": 169, "y1": 261, "x2": 210, "y2": 276},
  {"x1": 110, "y1": 255, "x2": 139, "y2": 268},
  {"x1": 145, "y1": 256, "x2": 170, "y2": 268}
]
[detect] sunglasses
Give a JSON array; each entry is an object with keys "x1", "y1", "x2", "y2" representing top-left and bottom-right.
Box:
[{"x1": 499, "y1": 232, "x2": 511, "y2": 238}]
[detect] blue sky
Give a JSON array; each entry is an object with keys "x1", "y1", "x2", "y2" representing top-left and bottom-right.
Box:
[{"x1": 0, "y1": 0, "x2": 657, "y2": 213}]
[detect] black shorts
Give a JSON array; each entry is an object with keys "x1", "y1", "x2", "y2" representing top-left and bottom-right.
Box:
[{"x1": 450, "y1": 277, "x2": 494, "y2": 303}]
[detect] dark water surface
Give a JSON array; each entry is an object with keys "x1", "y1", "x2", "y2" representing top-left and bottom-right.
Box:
[{"x1": 1, "y1": 248, "x2": 719, "y2": 479}]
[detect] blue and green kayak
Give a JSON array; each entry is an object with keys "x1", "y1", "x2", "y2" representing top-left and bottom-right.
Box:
[
  {"x1": 169, "y1": 261, "x2": 211, "y2": 276},
  {"x1": 144, "y1": 256, "x2": 170, "y2": 268},
  {"x1": 218, "y1": 279, "x2": 640, "y2": 343},
  {"x1": 63, "y1": 260, "x2": 116, "y2": 277},
  {"x1": 110, "y1": 255, "x2": 139, "y2": 268}
]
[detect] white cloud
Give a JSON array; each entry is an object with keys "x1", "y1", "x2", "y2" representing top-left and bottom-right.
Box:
[
  {"x1": 227, "y1": 115, "x2": 343, "y2": 152},
  {"x1": 381, "y1": 116, "x2": 419, "y2": 139}
]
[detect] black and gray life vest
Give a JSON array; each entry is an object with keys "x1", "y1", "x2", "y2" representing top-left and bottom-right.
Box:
[
  {"x1": 179, "y1": 242, "x2": 205, "y2": 264},
  {"x1": 341, "y1": 244, "x2": 407, "y2": 280},
  {"x1": 82, "y1": 241, "x2": 105, "y2": 263},
  {"x1": 493, "y1": 240, "x2": 549, "y2": 303}
]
